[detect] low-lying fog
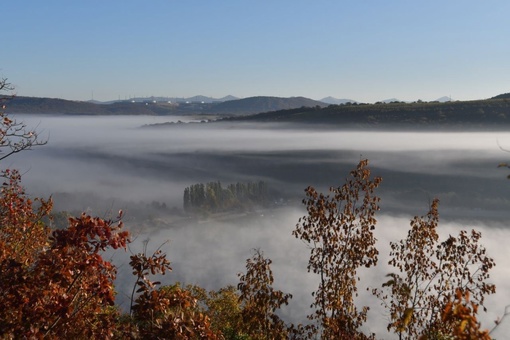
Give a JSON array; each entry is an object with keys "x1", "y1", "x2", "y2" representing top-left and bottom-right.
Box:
[{"x1": 7, "y1": 114, "x2": 510, "y2": 338}]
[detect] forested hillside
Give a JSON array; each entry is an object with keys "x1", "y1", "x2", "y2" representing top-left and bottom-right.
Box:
[{"x1": 225, "y1": 98, "x2": 510, "y2": 129}]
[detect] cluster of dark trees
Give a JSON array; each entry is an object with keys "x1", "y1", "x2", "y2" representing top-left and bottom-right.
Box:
[{"x1": 183, "y1": 181, "x2": 268, "y2": 214}]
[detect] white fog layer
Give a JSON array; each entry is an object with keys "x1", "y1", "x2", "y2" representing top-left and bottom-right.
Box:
[{"x1": 7, "y1": 115, "x2": 510, "y2": 338}]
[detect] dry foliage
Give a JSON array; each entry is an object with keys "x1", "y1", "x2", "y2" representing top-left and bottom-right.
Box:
[
  {"x1": 0, "y1": 171, "x2": 129, "y2": 338},
  {"x1": 293, "y1": 159, "x2": 381, "y2": 339},
  {"x1": 238, "y1": 249, "x2": 293, "y2": 340},
  {"x1": 374, "y1": 199, "x2": 496, "y2": 339},
  {"x1": 199, "y1": 285, "x2": 246, "y2": 339},
  {"x1": 127, "y1": 244, "x2": 221, "y2": 339},
  {"x1": 437, "y1": 288, "x2": 492, "y2": 340},
  {"x1": 129, "y1": 240, "x2": 172, "y2": 315},
  {"x1": 130, "y1": 284, "x2": 221, "y2": 339}
]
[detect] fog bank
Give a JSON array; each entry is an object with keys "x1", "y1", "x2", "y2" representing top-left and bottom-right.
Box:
[{"x1": 5, "y1": 115, "x2": 510, "y2": 338}]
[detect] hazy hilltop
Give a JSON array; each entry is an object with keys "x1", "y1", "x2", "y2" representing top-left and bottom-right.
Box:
[
  {"x1": 208, "y1": 96, "x2": 327, "y2": 115},
  {"x1": 319, "y1": 96, "x2": 356, "y2": 105}
]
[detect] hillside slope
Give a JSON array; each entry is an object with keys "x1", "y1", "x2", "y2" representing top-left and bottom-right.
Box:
[
  {"x1": 222, "y1": 99, "x2": 510, "y2": 129},
  {"x1": 207, "y1": 96, "x2": 327, "y2": 115},
  {"x1": 5, "y1": 96, "x2": 178, "y2": 115}
]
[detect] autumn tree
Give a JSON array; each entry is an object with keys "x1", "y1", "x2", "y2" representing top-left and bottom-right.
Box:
[
  {"x1": 293, "y1": 159, "x2": 381, "y2": 339},
  {"x1": 128, "y1": 240, "x2": 172, "y2": 317},
  {"x1": 0, "y1": 205, "x2": 130, "y2": 338},
  {"x1": 0, "y1": 168, "x2": 52, "y2": 265},
  {"x1": 0, "y1": 78, "x2": 131, "y2": 338},
  {"x1": 130, "y1": 283, "x2": 221, "y2": 339},
  {"x1": 373, "y1": 199, "x2": 495, "y2": 339},
  {"x1": 0, "y1": 80, "x2": 51, "y2": 265},
  {"x1": 36, "y1": 213, "x2": 129, "y2": 338},
  {"x1": 439, "y1": 288, "x2": 491, "y2": 340},
  {"x1": 237, "y1": 249, "x2": 293, "y2": 340},
  {"x1": 126, "y1": 243, "x2": 221, "y2": 339},
  {"x1": 194, "y1": 285, "x2": 247, "y2": 339}
]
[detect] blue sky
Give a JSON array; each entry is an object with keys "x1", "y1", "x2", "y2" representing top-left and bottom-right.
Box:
[{"x1": 3, "y1": 1, "x2": 510, "y2": 102}]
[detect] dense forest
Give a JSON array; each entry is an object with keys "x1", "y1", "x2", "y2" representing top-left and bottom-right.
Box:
[{"x1": 0, "y1": 79, "x2": 507, "y2": 339}]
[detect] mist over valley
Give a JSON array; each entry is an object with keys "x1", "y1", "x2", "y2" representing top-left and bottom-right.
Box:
[
  {"x1": 6, "y1": 114, "x2": 510, "y2": 337},
  {"x1": 5, "y1": 2, "x2": 510, "y2": 337}
]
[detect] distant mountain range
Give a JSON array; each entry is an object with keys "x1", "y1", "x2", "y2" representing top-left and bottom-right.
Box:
[
  {"x1": 209, "y1": 96, "x2": 327, "y2": 115},
  {"x1": 3, "y1": 95, "x2": 326, "y2": 116},
  {"x1": 94, "y1": 95, "x2": 239, "y2": 104},
  {"x1": 3, "y1": 93, "x2": 462, "y2": 116},
  {"x1": 3, "y1": 93, "x2": 506, "y2": 128},
  {"x1": 320, "y1": 96, "x2": 453, "y2": 105}
]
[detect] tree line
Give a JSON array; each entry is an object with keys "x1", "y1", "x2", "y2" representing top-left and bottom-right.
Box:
[
  {"x1": 229, "y1": 97, "x2": 510, "y2": 129},
  {"x1": 183, "y1": 181, "x2": 269, "y2": 214}
]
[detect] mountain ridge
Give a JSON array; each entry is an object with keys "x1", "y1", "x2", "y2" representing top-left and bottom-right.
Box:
[
  {"x1": 4, "y1": 92, "x2": 510, "y2": 127},
  {"x1": 208, "y1": 96, "x2": 327, "y2": 115},
  {"x1": 3, "y1": 95, "x2": 326, "y2": 116}
]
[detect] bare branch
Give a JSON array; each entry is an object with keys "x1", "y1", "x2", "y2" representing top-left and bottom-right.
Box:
[
  {"x1": 489, "y1": 305, "x2": 510, "y2": 335},
  {"x1": 497, "y1": 139, "x2": 510, "y2": 153},
  {"x1": 0, "y1": 78, "x2": 47, "y2": 161}
]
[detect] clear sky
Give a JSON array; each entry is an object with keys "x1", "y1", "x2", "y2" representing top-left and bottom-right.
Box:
[{"x1": 3, "y1": 1, "x2": 510, "y2": 103}]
